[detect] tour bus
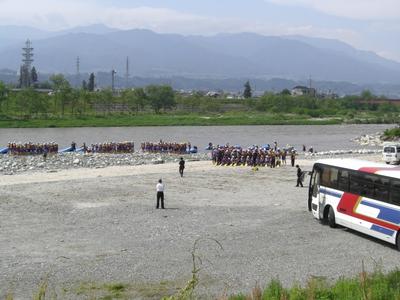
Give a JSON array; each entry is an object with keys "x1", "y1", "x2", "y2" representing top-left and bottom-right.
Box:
[
  {"x1": 383, "y1": 143, "x2": 400, "y2": 165},
  {"x1": 308, "y1": 159, "x2": 400, "y2": 249}
]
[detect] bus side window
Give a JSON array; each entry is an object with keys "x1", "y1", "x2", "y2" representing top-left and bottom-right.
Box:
[
  {"x1": 359, "y1": 175, "x2": 375, "y2": 199},
  {"x1": 349, "y1": 173, "x2": 363, "y2": 195},
  {"x1": 330, "y1": 168, "x2": 339, "y2": 188},
  {"x1": 338, "y1": 170, "x2": 349, "y2": 192},
  {"x1": 390, "y1": 179, "x2": 400, "y2": 205},
  {"x1": 374, "y1": 177, "x2": 390, "y2": 202},
  {"x1": 321, "y1": 167, "x2": 338, "y2": 189}
]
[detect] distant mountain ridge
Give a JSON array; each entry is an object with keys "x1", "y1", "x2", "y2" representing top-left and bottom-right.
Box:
[{"x1": 0, "y1": 25, "x2": 399, "y2": 84}]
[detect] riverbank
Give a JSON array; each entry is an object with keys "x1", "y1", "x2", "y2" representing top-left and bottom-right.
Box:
[
  {"x1": 0, "y1": 113, "x2": 344, "y2": 128},
  {"x1": 2, "y1": 154, "x2": 399, "y2": 299}
]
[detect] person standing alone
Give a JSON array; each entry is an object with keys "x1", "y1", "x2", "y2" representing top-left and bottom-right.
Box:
[
  {"x1": 291, "y1": 151, "x2": 296, "y2": 167},
  {"x1": 179, "y1": 157, "x2": 185, "y2": 177},
  {"x1": 296, "y1": 165, "x2": 303, "y2": 187},
  {"x1": 156, "y1": 179, "x2": 165, "y2": 209}
]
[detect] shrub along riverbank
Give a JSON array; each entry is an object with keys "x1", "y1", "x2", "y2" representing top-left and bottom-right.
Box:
[{"x1": 383, "y1": 127, "x2": 400, "y2": 140}]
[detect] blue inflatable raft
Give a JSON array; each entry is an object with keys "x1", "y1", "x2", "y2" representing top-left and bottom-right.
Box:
[
  {"x1": 0, "y1": 147, "x2": 9, "y2": 154},
  {"x1": 58, "y1": 146, "x2": 75, "y2": 153},
  {"x1": 187, "y1": 146, "x2": 198, "y2": 154}
]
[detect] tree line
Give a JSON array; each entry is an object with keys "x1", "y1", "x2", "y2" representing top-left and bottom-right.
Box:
[{"x1": 0, "y1": 75, "x2": 398, "y2": 120}]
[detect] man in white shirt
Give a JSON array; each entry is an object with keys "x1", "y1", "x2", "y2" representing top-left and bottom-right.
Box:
[{"x1": 156, "y1": 179, "x2": 165, "y2": 209}]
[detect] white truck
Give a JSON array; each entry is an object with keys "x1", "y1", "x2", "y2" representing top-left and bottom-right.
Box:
[{"x1": 382, "y1": 143, "x2": 400, "y2": 164}]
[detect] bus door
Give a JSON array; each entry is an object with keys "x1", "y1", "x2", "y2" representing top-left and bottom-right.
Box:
[{"x1": 309, "y1": 166, "x2": 322, "y2": 219}]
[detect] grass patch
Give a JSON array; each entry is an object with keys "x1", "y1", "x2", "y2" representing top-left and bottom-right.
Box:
[
  {"x1": 228, "y1": 268, "x2": 400, "y2": 300},
  {"x1": 5, "y1": 268, "x2": 400, "y2": 299},
  {"x1": 73, "y1": 280, "x2": 182, "y2": 299}
]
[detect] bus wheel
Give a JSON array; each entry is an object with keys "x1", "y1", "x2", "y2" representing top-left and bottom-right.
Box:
[
  {"x1": 328, "y1": 206, "x2": 337, "y2": 228},
  {"x1": 396, "y1": 232, "x2": 400, "y2": 251}
]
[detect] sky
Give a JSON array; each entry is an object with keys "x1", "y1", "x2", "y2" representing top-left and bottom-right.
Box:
[{"x1": 0, "y1": 0, "x2": 399, "y2": 62}]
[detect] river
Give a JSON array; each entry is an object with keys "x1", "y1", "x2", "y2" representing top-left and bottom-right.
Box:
[{"x1": 0, "y1": 124, "x2": 393, "y2": 152}]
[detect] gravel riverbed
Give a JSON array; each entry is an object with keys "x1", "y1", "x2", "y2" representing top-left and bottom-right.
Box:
[
  {"x1": 1, "y1": 154, "x2": 398, "y2": 299},
  {"x1": 0, "y1": 152, "x2": 209, "y2": 175}
]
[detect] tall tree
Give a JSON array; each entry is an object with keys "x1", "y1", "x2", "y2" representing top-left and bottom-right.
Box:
[
  {"x1": 31, "y1": 66, "x2": 38, "y2": 84},
  {"x1": 0, "y1": 81, "x2": 8, "y2": 113},
  {"x1": 19, "y1": 65, "x2": 31, "y2": 88},
  {"x1": 243, "y1": 81, "x2": 252, "y2": 98},
  {"x1": 77, "y1": 89, "x2": 92, "y2": 115},
  {"x1": 123, "y1": 88, "x2": 147, "y2": 114},
  {"x1": 82, "y1": 80, "x2": 88, "y2": 91},
  {"x1": 27, "y1": 89, "x2": 48, "y2": 116},
  {"x1": 98, "y1": 89, "x2": 114, "y2": 115},
  {"x1": 146, "y1": 85, "x2": 175, "y2": 113},
  {"x1": 50, "y1": 74, "x2": 72, "y2": 116},
  {"x1": 88, "y1": 73, "x2": 95, "y2": 92}
]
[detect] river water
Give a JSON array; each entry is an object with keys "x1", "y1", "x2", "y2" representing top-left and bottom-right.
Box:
[{"x1": 0, "y1": 124, "x2": 394, "y2": 152}]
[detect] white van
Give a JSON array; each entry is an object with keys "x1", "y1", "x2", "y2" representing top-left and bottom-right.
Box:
[{"x1": 382, "y1": 143, "x2": 400, "y2": 164}]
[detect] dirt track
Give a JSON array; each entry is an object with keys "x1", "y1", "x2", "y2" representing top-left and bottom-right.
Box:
[{"x1": 1, "y1": 156, "x2": 398, "y2": 299}]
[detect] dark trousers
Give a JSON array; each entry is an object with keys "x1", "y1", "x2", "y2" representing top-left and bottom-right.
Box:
[
  {"x1": 291, "y1": 158, "x2": 295, "y2": 167},
  {"x1": 296, "y1": 177, "x2": 303, "y2": 187},
  {"x1": 179, "y1": 167, "x2": 184, "y2": 177},
  {"x1": 156, "y1": 192, "x2": 164, "y2": 208}
]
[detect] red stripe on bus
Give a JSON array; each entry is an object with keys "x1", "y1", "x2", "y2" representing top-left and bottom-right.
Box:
[
  {"x1": 337, "y1": 192, "x2": 399, "y2": 231},
  {"x1": 359, "y1": 167, "x2": 400, "y2": 174}
]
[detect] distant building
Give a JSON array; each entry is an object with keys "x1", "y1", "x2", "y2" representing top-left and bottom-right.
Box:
[
  {"x1": 291, "y1": 86, "x2": 316, "y2": 97},
  {"x1": 206, "y1": 91, "x2": 221, "y2": 98}
]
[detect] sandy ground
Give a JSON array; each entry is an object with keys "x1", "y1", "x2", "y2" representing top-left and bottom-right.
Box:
[{"x1": 1, "y1": 155, "x2": 399, "y2": 299}]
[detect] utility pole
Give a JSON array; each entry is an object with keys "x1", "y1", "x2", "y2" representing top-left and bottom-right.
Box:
[
  {"x1": 76, "y1": 56, "x2": 80, "y2": 88},
  {"x1": 111, "y1": 69, "x2": 116, "y2": 93},
  {"x1": 125, "y1": 56, "x2": 130, "y2": 89}
]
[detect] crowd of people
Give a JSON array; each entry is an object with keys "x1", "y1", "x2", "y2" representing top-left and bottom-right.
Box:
[
  {"x1": 8, "y1": 142, "x2": 58, "y2": 155},
  {"x1": 84, "y1": 142, "x2": 135, "y2": 153},
  {"x1": 211, "y1": 144, "x2": 297, "y2": 167},
  {"x1": 141, "y1": 141, "x2": 192, "y2": 154}
]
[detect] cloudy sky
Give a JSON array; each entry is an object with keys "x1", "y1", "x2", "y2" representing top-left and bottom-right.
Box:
[{"x1": 1, "y1": 0, "x2": 399, "y2": 61}]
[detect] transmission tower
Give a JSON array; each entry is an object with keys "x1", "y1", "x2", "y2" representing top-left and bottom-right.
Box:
[
  {"x1": 22, "y1": 39, "x2": 34, "y2": 69},
  {"x1": 125, "y1": 56, "x2": 130, "y2": 89}
]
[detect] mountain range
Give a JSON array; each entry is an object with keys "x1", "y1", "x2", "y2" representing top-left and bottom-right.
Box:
[{"x1": 0, "y1": 24, "x2": 400, "y2": 85}]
